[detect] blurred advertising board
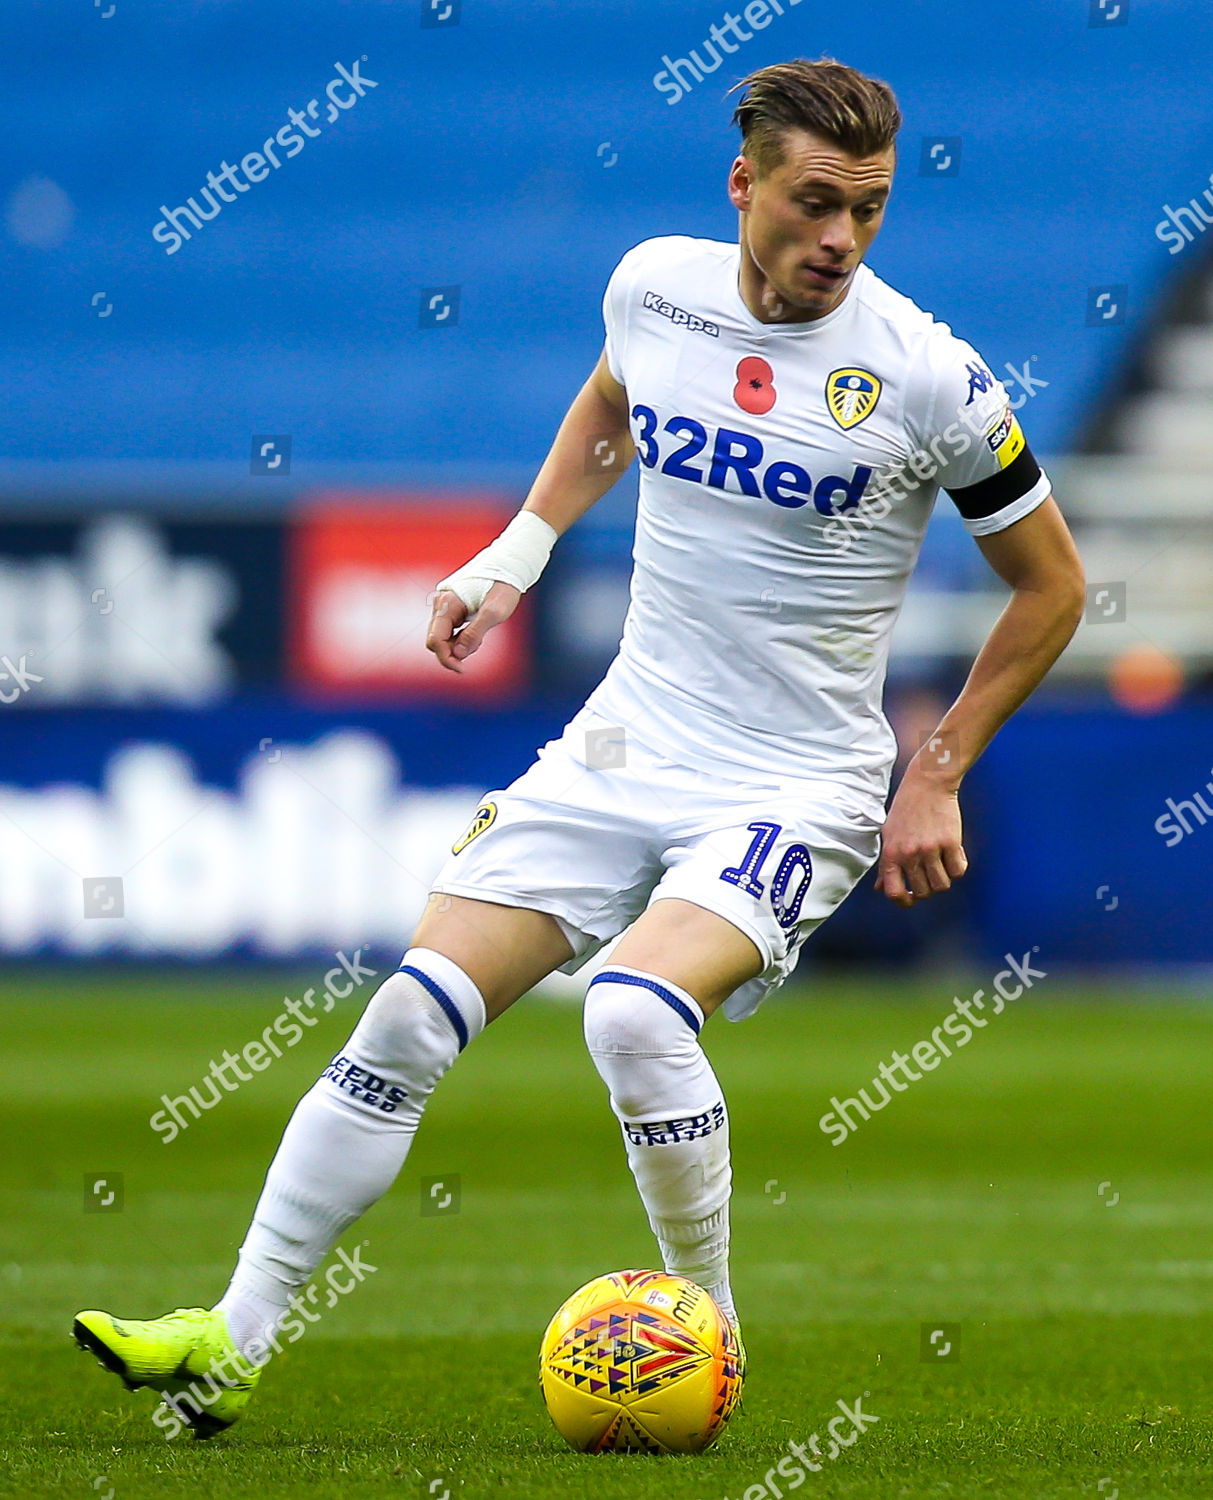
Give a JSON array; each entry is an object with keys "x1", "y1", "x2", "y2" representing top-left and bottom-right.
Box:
[
  {"x1": 0, "y1": 514, "x2": 280, "y2": 704},
  {"x1": 0, "y1": 496, "x2": 529, "y2": 707},
  {"x1": 287, "y1": 498, "x2": 530, "y2": 701}
]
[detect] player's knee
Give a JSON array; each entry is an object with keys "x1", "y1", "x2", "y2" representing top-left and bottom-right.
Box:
[
  {"x1": 583, "y1": 969, "x2": 704, "y2": 1058},
  {"x1": 583, "y1": 969, "x2": 713, "y2": 1121},
  {"x1": 346, "y1": 971, "x2": 454, "y2": 1075},
  {"x1": 584, "y1": 977, "x2": 661, "y2": 1061},
  {"x1": 335, "y1": 953, "x2": 486, "y2": 1094},
  {"x1": 310, "y1": 978, "x2": 447, "y2": 1122}
]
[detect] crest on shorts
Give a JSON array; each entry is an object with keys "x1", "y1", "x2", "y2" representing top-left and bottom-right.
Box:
[
  {"x1": 826, "y1": 367, "x2": 882, "y2": 430},
  {"x1": 452, "y1": 801, "x2": 496, "y2": 854}
]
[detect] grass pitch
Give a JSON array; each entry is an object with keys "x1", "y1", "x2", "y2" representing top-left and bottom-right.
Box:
[{"x1": 0, "y1": 967, "x2": 1210, "y2": 1498}]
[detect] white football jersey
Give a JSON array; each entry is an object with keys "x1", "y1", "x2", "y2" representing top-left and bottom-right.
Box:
[{"x1": 584, "y1": 234, "x2": 1052, "y2": 814}]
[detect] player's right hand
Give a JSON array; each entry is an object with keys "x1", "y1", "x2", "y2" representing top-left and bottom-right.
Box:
[{"x1": 426, "y1": 581, "x2": 521, "y2": 674}]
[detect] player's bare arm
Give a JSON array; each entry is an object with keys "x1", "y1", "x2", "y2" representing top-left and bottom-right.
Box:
[
  {"x1": 876, "y1": 496, "x2": 1085, "y2": 907},
  {"x1": 426, "y1": 350, "x2": 632, "y2": 672}
]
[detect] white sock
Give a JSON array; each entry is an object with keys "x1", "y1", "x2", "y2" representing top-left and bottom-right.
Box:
[
  {"x1": 215, "y1": 948, "x2": 485, "y2": 1363},
  {"x1": 583, "y1": 964, "x2": 736, "y2": 1326}
]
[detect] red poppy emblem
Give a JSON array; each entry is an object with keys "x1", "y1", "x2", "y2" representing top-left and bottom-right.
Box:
[{"x1": 734, "y1": 356, "x2": 776, "y2": 415}]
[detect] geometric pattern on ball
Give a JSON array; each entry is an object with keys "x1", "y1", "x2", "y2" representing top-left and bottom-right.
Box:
[
  {"x1": 547, "y1": 1308, "x2": 704, "y2": 1397},
  {"x1": 539, "y1": 1269, "x2": 742, "y2": 1454}
]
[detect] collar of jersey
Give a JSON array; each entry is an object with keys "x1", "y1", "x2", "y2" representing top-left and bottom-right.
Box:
[{"x1": 729, "y1": 252, "x2": 865, "y2": 336}]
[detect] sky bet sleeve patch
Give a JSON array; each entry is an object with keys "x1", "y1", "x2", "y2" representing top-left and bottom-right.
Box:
[{"x1": 985, "y1": 407, "x2": 1026, "y2": 470}]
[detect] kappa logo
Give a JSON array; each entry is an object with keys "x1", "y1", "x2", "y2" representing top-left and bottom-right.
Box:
[
  {"x1": 826, "y1": 368, "x2": 882, "y2": 430},
  {"x1": 452, "y1": 801, "x2": 497, "y2": 854},
  {"x1": 965, "y1": 361, "x2": 997, "y2": 404},
  {"x1": 641, "y1": 290, "x2": 720, "y2": 337}
]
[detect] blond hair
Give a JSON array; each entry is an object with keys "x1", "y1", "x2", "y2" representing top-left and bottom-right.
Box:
[{"x1": 727, "y1": 58, "x2": 902, "y2": 174}]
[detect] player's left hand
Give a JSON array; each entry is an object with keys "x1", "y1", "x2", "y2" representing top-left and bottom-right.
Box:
[{"x1": 875, "y1": 769, "x2": 968, "y2": 908}]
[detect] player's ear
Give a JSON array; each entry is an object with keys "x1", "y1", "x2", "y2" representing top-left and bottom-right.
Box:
[{"x1": 727, "y1": 156, "x2": 755, "y2": 212}]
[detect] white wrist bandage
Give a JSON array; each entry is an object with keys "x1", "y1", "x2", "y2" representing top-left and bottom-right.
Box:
[{"x1": 434, "y1": 510, "x2": 559, "y2": 615}]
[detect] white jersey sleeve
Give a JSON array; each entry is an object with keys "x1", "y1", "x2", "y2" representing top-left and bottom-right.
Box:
[
  {"x1": 905, "y1": 328, "x2": 1052, "y2": 536},
  {"x1": 601, "y1": 241, "x2": 650, "y2": 386}
]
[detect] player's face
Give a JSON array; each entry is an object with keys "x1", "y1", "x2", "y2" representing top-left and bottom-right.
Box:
[{"x1": 729, "y1": 128, "x2": 895, "y2": 321}]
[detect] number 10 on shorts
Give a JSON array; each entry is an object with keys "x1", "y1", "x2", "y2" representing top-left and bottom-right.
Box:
[{"x1": 719, "y1": 821, "x2": 813, "y2": 932}]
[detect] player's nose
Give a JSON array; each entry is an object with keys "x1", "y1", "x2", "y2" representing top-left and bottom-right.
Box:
[{"x1": 819, "y1": 210, "x2": 857, "y2": 257}]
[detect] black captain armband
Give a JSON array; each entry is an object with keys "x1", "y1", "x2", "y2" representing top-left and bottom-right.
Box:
[{"x1": 945, "y1": 443, "x2": 1044, "y2": 521}]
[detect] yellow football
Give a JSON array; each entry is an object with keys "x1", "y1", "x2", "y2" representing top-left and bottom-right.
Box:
[{"x1": 538, "y1": 1269, "x2": 742, "y2": 1453}]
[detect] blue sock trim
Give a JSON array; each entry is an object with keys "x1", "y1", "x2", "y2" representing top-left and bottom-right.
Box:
[
  {"x1": 398, "y1": 963, "x2": 469, "y2": 1051},
  {"x1": 589, "y1": 968, "x2": 702, "y2": 1035}
]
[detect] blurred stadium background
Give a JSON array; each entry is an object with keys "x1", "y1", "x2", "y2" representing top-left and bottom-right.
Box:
[{"x1": 2, "y1": 0, "x2": 1212, "y2": 980}]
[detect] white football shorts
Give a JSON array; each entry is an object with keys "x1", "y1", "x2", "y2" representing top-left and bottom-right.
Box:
[{"x1": 429, "y1": 703, "x2": 883, "y2": 1020}]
